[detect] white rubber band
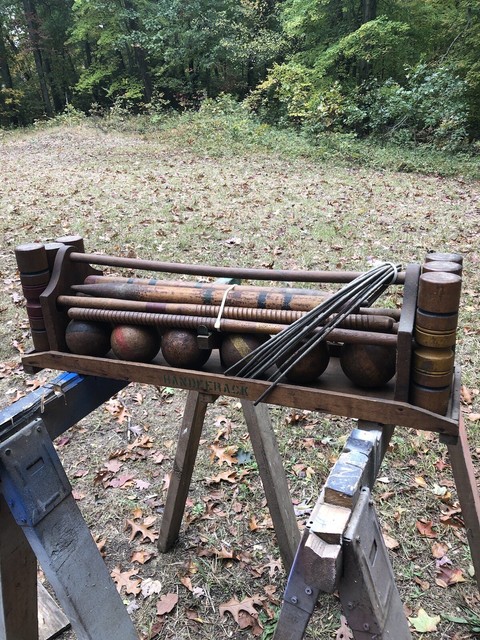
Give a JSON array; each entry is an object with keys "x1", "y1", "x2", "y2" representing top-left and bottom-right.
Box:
[
  {"x1": 383, "y1": 261, "x2": 399, "y2": 283},
  {"x1": 214, "y1": 284, "x2": 236, "y2": 330}
]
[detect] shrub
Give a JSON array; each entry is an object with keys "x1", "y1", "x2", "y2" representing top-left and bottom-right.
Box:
[{"x1": 365, "y1": 64, "x2": 470, "y2": 150}]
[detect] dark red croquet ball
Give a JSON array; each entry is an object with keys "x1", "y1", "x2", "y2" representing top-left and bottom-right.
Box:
[
  {"x1": 110, "y1": 325, "x2": 160, "y2": 362},
  {"x1": 277, "y1": 340, "x2": 330, "y2": 384}
]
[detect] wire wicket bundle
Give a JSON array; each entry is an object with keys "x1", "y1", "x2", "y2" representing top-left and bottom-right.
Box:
[{"x1": 225, "y1": 262, "x2": 401, "y2": 404}]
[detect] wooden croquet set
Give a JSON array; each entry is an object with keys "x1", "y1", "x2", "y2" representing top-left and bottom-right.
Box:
[{"x1": 0, "y1": 235, "x2": 478, "y2": 640}]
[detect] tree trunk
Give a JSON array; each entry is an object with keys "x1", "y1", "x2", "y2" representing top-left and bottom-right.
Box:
[
  {"x1": 122, "y1": 0, "x2": 153, "y2": 102},
  {"x1": 22, "y1": 0, "x2": 53, "y2": 115},
  {"x1": 0, "y1": 19, "x2": 14, "y2": 89},
  {"x1": 362, "y1": 0, "x2": 377, "y2": 23},
  {"x1": 358, "y1": 0, "x2": 377, "y2": 81}
]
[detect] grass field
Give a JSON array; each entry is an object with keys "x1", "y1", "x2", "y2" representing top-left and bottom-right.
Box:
[{"x1": 0, "y1": 111, "x2": 479, "y2": 639}]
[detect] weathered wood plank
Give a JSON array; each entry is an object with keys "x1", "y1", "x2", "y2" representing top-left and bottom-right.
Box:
[
  {"x1": 0, "y1": 494, "x2": 38, "y2": 640},
  {"x1": 447, "y1": 412, "x2": 480, "y2": 590},
  {"x1": 394, "y1": 263, "x2": 420, "y2": 403},
  {"x1": 22, "y1": 495, "x2": 138, "y2": 640},
  {"x1": 21, "y1": 351, "x2": 459, "y2": 435},
  {"x1": 38, "y1": 582, "x2": 70, "y2": 640}
]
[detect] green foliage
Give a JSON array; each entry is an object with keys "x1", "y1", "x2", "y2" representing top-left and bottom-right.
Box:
[
  {"x1": 34, "y1": 103, "x2": 87, "y2": 128},
  {"x1": 246, "y1": 62, "x2": 314, "y2": 125},
  {"x1": 69, "y1": 0, "x2": 153, "y2": 109},
  {"x1": 366, "y1": 64, "x2": 470, "y2": 150},
  {"x1": 0, "y1": 87, "x2": 23, "y2": 126},
  {"x1": 312, "y1": 17, "x2": 411, "y2": 80},
  {"x1": 0, "y1": 0, "x2": 479, "y2": 148},
  {"x1": 144, "y1": 0, "x2": 284, "y2": 104}
]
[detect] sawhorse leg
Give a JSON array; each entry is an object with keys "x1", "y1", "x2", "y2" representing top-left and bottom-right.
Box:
[
  {"x1": 446, "y1": 413, "x2": 480, "y2": 590},
  {"x1": 241, "y1": 401, "x2": 300, "y2": 571},
  {"x1": 0, "y1": 418, "x2": 138, "y2": 640},
  {"x1": 159, "y1": 394, "x2": 300, "y2": 571},
  {"x1": 158, "y1": 391, "x2": 214, "y2": 553}
]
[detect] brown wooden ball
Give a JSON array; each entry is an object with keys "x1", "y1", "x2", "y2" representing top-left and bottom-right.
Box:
[
  {"x1": 65, "y1": 320, "x2": 111, "y2": 357},
  {"x1": 111, "y1": 325, "x2": 160, "y2": 362},
  {"x1": 340, "y1": 343, "x2": 396, "y2": 389},
  {"x1": 277, "y1": 340, "x2": 330, "y2": 384},
  {"x1": 161, "y1": 329, "x2": 211, "y2": 369},
  {"x1": 220, "y1": 333, "x2": 269, "y2": 369}
]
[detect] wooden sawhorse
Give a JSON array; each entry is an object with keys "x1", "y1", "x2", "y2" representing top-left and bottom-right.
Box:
[{"x1": 159, "y1": 386, "x2": 480, "y2": 640}]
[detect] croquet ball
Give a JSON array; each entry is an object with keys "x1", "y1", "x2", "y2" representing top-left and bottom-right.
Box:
[
  {"x1": 277, "y1": 340, "x2": 330, "y2": 384},
  {"x1": 111, "y1": 325, "x2": 160, "y2": 362},
  {"x1": 65, "y1": 320, "x2": 111, "y2": 356},
  {"x1": 340, "y1": 343, "x2": 396, "y2": 388},
  {"x1": 220, "y1": 333, "x2": 269, "y2": 370},
  {"x1": 161, "y1": 329, "x2": 211, "y2": 369}
]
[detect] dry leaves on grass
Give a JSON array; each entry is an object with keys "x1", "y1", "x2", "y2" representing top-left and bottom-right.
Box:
[
  {"x1": 125, "y1": 515, "x2": 159, "y2": 543},
  {"x1": 416, "y1": 519, "x2": 438, "y2": 538},
  {"x1": 111, "y1": 567, "x2": 141, "y2": 596},
  {"x1": 209, "y1": 443, "x2": 238, "y2": 466},
  {"x1": 219, "y1": 595, "x2": 264, "y2": 636}
]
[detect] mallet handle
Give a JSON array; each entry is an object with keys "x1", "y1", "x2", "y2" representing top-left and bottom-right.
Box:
[{"x1": 70, "y1": 252, "x2": 406, "y2": 284}]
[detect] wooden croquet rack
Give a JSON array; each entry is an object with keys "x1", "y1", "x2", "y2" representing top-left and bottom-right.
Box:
[{"x1": 0, "y1": 237, "x2": 479, "y2": 640}]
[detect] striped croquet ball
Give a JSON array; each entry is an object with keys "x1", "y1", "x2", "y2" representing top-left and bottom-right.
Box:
[
  {"x1": 220, "y1": 333, "x2": 268, "y2": 369},
  {"x1": 340, "y1": 343, "x2": 396, "y2": 388}
]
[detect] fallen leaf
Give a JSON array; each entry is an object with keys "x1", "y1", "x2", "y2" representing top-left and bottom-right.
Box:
[
  {"x1": 416, "y1": 520, "x2": 437, "y2": 538},
  {"x1": 460, "y1": 385, "x2": 473, "y2": 404},
  {"x1": 413, "y1": 576, "x2": 430, "y2": 591},
  {"x1": 141, "y1": 578, "x2": 163, "y2": 598},
  {"x1": 238, "y1": 610, "x2": 263, "y2": 636},
  {"x1": 156, "y1": 593, "x2": 178, "y2": 616},
  {"x1": 431, "y1": 542, "x2": 448, "y2": 559},
  {"x1": 206, "y1": 469, "x2": 239, "y2": 485},
  {"x1": 125, "y1": 516, "x2": 159, "y2": 543},
  {"x1": 106, "y1": 472, "x2": 136, "y2": 488},
  {"x1": 335, "y1": 615, "x2": 353, "y2": 639},
  {"x1": 219, "y1": 595, "x2": 263, "y2": 632},
  {"x1": 180, "y1": 576, "x2": 193, "y2": 591},
  {"x1": 186, "y1": 608, "x2": 204, "y2": 623},
  {"x1": 466, "y1": 413, "x2": 480, "y2": 422},
  {"x1": 209, "y1": 444, "x2": 238, "y2": 466},
  {"x1": 111, "y1": 567, "x2": 141, "y2": 595},
  {"x1": 104, "y1": 459, "x2": 123, "y2": 473},
  {"x1": 435, "y1": 565, "x2": 466, "y2": 588},
  {"x1": 260, "y1": 557, "x2": 282, "y2": 577},
  {"x1": 408, "y1": 608, "x2": 441, "y2": 633},
  {"x1": 382, "y1": 532, "x2": 400, "y2": 550},
  {"x1": 131, "y1": 549, "x2": 155, "y2": 564}
]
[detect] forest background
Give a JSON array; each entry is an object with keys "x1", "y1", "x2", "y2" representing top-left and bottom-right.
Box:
[{"x1": 1, "y1": 0, "x2": 480, "y2": 152}]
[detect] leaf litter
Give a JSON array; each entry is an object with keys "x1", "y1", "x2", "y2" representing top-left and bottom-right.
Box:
[{"x1": 0, "y1": 123, "x2": 479, "y2": 638}]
